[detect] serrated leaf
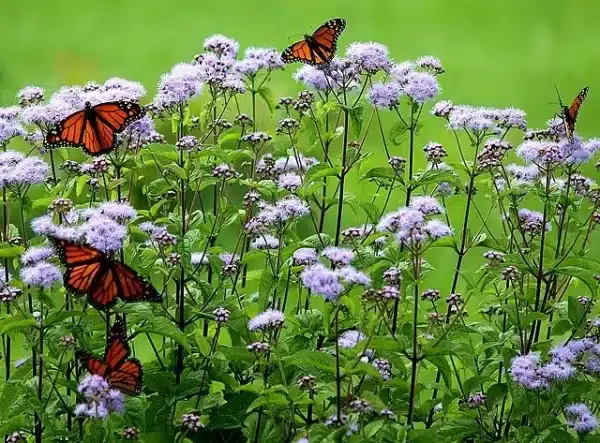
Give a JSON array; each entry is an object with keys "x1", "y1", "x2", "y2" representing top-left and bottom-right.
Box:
[
  {"x1": 0, "y1": 314, "x2": 37, "y2": 334},
  {"x1": 349, "y1": 103, "x2": 364, "y2": 137},
  {"x1": 258, "y1": 86, "x2": 276, "y2": 114}
]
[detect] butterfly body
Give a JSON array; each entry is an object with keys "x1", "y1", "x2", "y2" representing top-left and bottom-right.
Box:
[
  {"x1": 282, "y1": 19, "x2": 346, "y2": 65},
  {"x1": 78, "y1": 318, "x2": 143, "y2": 395},
  {"x1": 45, "y1": 100, "x2": 144, "y2": 156},
  {"x1": 51, "y1": 237, "x2": 161, "y2": 309}
]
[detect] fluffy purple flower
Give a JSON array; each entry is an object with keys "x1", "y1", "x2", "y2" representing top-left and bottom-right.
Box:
[
  {"x1": 219, "y1": 252, "x2": 240, "y2": 265},
  {"x1": 276, "y1": 196, "x2": 310, "y2": 220},
  {"x1": 154, "y1": 63, "x2": 204, "y2": 110},
  {"x1": 75, "y1": 375, "x2": 124, "y2": 419},
  {"x1": 377, "y1": 208, "x2": 424, "y2": 233},
  {"x1": 234, "y1": 59, "x2": 264, "y2": 77},
  {"x1": 98, "y1": 202, "x2": 137, "y2": 223},
  {"x1": 390, "y1": 61, "x2": 415, "y2": 83},
  {"x1": 447, "y1": 106, "x2": 497, "y2": 133},
  {"x1": 120, "y1": 116, "x2": 164, "y2": 148},
  {"x1": 190, "y1": 252, "x2": 208, "y2": 266},
  {"x1": 292, "y1": 248, "x2": 318, "y2": 266},
  {"x1": 0, "y1": 117, "x2": 25, "y2": 146},
  {"x1": 335, "y1": 266, "x2": 371, "y2": 286},
  {"x1": 541, "y1": 361, "x2": 576, "y2": 381},
  {"x1": 516, "y1": 140, "x2": 563, "y2": 165},
  {"x1": 565, "y1": 404, "x2": 598, "y2": 433},
  {"x1": 559, "y1": 137, "x2": 598, "y2": 164},
  {"x1": 278, "y1": 173, "x2": 302, "y2": 191},
  {"x1": 367, "y1": 83, "x2": 402, "y2": 109},
  {"x1": 195, "y1": 53, "x2": 234, "y2": 85},
  {"x1": 401, "y1": 72, "x2": 439, "y2": 103},
  {"x1": 21, "y1": 246, "x2": 54, "y2": 266},
  {"x1": 431, "y1": 100, "x2": 454, "y2": 118},
  {"x1": 82, "y1": 216, "x2": 126, "y2": 253},
  {"x1": 239, "y1": 47, "x2": 284, "y2": 74},
  {"x1": 518, "y1": 209, "x2": 550, "y2": 234},
  {"x1": 294, "y1": 66, "x2": 329, "y2": 91},
  {"x1": 496, "y1": 107, "x2": 527, "y2": 130},
  {"x1": 17, "y1": 86, "x2": 45, "y2": 107},
  {"x1": 345, "y1": 42, "x2": 392, "y2": 73},
  {"x1": 322, "y1": 247, "x2": 354, "y2": 267},
  {"x1": 423, "y1": 220, "x2": 453, "y2": 240},
  {"x1": 301, "y1": 264, "x2": 343, "y2": 300},
  {"x1": 410, "y1": 196, "x2": 443, "y2": 215},
  {"x1": 274, "y1": 155, "x2": 319, "y2": 174},
  {"x1": 338, "y1": 330, "x2": 365, "y2": 348},
  {"x1": 248, "y1": 309, "x2": 285, "y2": 331},
  {"x1": 506, "y1": 164, "x2": 539, "y2": 184},
  {"x1": 9, "y1": 157, "x2": 49, "y2": 186},
  {"x1": 510, "y1": 354, "x2": 549, "y2": 390},
  {"x1": 203, "y1": 34, "x2": 239, "y2": 58},
  {"x1": 20, "y1": 262, "x2": 62, "y2": 288},
  {"x1": 416, "y1": 56, "x2": 444, "y2": 74},
  {"x1": 251, "y1": 234, "x2": 280, "y2": 250}
]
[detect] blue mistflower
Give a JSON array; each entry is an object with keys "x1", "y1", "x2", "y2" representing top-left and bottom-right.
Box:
[
  {"x1": 367, "y1": 83, "x2": 402, "y2": 109},
  {"x1": 346, "y1": 42, "x2": 393, "y2": 74},
  {"x1": 565, "y1": 404, "x2": 599, "y2": 434},
  {"x1": 301, "y1": 264, "x2": 343, "y2": 300},
  {"x1": 203, "y1": 34, "x2": 239, "y2": 58},
  {"x1": 402, "y1": 72, "x2": 440, "y2": 103},
  {"x1": 20, "y1": 262, "x2": 62, "y2": 288}
]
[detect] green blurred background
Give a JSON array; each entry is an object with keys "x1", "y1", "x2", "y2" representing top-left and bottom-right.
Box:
[{"x1": 1, "y1": 0, "x2": 599, "y2": 298}]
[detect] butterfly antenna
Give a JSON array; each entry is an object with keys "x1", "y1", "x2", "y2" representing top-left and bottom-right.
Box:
[{"x1": 554, "y1": 84, "x2": 565, "y2": 108}]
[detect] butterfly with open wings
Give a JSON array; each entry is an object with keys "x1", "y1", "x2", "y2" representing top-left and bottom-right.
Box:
[
  {"x1": 45, "y1": 101, "x2": 145, "y2": 156},
  {"x1": 557, "y1": 86, "x2": 589, "y2": 142},
  {"x1": 51, "y1": 237, "x2": 161, "y2": 309},
  {"x1": 281, "y1": 19, "x2": 346, "y2": 66},
  {"x1": 77, "y1": 317, "x2": 143, "y2": 395}
]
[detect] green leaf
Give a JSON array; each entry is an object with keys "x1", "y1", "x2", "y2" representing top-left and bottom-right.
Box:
[
  {"x1": 389, "y1": 120, "x2": 408, "y2": 146},
  {"x1": 165, "y1": 163, "x2": 187, "y2": 180},
  {"x1": 568, "y1": 295, "x2": 587, "y2": 326},
  {"x1": 0, "y1": 243, "x2": 24, "y2": 259},
  {"x1": 286, "y1": 350, "x2": 338, "y2": 374},
  {"x1": 76, "y1": 175, "x2": 89, "y2": 197},
  {"x1": 360, "y1": 166, "x2": 396, "y2": 181},
  {"x1": 136, "y1": 317, "x2": 191, "y2": 352},
  {"x1": 0, "y1": 314, "x2": 37, "y2": 334},
  {"x1": 349, "y1": 103, "x2": 365, "y2": 137},
  {"x1": 553, "y1": 266, "x2": 597, "y2": 297},
  {"x1": 258, "y1": 86, "x2": 276, "y2": 114},
  {"x1": 45, "y1": 310, "x2": 85, "y2": 326},
  {"x1": 485, "y1": 383, "x2": 507, "y2": 408},
  {"x1": 551, "y1": 318, "x2": 572, "y2": 336}
]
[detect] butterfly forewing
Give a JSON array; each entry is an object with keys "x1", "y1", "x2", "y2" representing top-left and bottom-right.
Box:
[
  {"x1": 113, "y1": 262, "x2": 162, "y2": 303},
  {"x1": 562, "y1": 86, "x2": 589, "y2": 141}
]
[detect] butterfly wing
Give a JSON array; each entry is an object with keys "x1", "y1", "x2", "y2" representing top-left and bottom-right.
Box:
[
  {"x1": 46, "y1": 110, "x2": 87, "y2": 148},
  {"x1": 112, "y1": 261, "x2": 162, "y2": 303},
  {"x1": 51, "y1": 238, "x2": 106, "y2": 297},
  {"x1": 77, "y1": 350, "x2": 110, "y2": 378},
  {"x1": 311, "y1": 18, "x2": 346, "y2": 62},
  {"x1": 566, "y1": 87, "x2": 589, "y2": 137},
  {"x1": 108, "y1": 360, "x2": 143, "y2": 395},
  {"x1": 282, "y1": 40, "x2": 318, "y2": 64},
  {"x1": 282, "y1": 18, "x2": 346, "y2": 65}
]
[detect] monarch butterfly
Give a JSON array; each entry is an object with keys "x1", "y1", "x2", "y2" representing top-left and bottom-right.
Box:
[
  {"x1": 281, "y1": 19, "x2": 346, "y2": 66},
  {"x1": 45, "y1": 101, "x2": 144, "y2": 156},
  {"x1": 51, "y1": 237, "x2": 161, "y2": 309},
  {"x1": 77, "y1": 317, "x2": 143, "y2": 395},
  {"x1": 557, "y1": 86, "x2": 589, "y2": 142}
]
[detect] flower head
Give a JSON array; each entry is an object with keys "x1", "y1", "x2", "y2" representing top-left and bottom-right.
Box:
[
  {"x1": 322, "y1": 247, "x2": 354, "y2": 267},
  {"x1": 510, "y1": 354, "x2": 549, "y2": 390},
  {"x1": 301, "y1": 264, "x2": 343, "y2": 300},
  {"x1": 338, "y1": 330, "x2": 365, "y2": 348},
  {"x1": 20, "y1": 262, "x2": 62, "y2": 288},
  {"x1": 98, "y1": 202, "x2": 137, "y2": 223},
  {"x1": 203, "y1": 34, "x2": 239, "y2": 58},
  {"x1": 401, "y1": 72, "x2": 439, "y2": 103},
  {"x1": 346, "y1": 42, "x2": 392, "y2": 73},
  {"x1": 82, "y1": 216, "x2": 126, "y2": 253},
  {"x1": 293, "y1": 248, "x2": 318, "y2": 266},
  {"x1": 154, "y1": 63, "x2": 204, "y2": 110},
  {"x1": 367, "y1": 82, "x2": 402, "y2": 109},
  {"x1": 335, "y1": 266, "x2": 371, "y2": 286},
  {"x1": 565, "y1": 404, "x2": 598, "y2": 433},
  {"x1": 248, "y1": 309, "x2": 285, "y2": 332},
  {"x1": 21, "y1": 246, "x2": 54, "y2": 266},
  {"x1": 409, "y1": 196, "x2": 443, "y2": 215},
  {"x1": 416, "y1": 56, "x2": 444, "y2": 74},
  {"x1": 75, "y1": 374, "x2": 124, "y2": 419}
]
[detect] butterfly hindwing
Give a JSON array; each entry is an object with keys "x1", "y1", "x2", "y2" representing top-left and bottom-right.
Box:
[
  {"x1": 282, "y1": 18, "x2": 346, "y2": 65},
  {"x1": 113, "y1": 261, "x2": 162, "y2": 303},
  {"x1": 45, "y1": 101, "x2": 144, "y2": 156}
]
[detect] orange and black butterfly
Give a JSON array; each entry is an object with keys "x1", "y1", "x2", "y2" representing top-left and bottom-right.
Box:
[
  {"x1": 77, "y1": 318, "x2": 143, "y2": 395},
  {"x1": 558, "y1": 86, "x2": 589, "y2": 142},
  {"x1": 51, "y1": 237, "x2": 161, "y2": 309},
  {"x1": 45, "y1": 101, "x2": 144, "y2": 156},
  {"x1": 281, "y1": 19, "x2": 346, "y2": 66}
]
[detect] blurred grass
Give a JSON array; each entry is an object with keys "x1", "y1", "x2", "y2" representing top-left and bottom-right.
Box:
[{"x1": 1, "y1": 0, "x2": 599, "y2": 311}]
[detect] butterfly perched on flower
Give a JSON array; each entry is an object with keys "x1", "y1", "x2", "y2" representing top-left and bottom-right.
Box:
[
  {"x1": 45, "y1": 101, "x2": 144, "y2": 156},
  {"x1": 281, "y1": 19, "x2": 346, "y2": 66},
  {"x1": 50, "y1": 237, "x2": 161, "y2": 309},
  {"x1": 557, "y1": 86, "x2": 589, "y2": 142},
  {"x1": 77, "y1": 317, "x2": 143, "y2": 395}
]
